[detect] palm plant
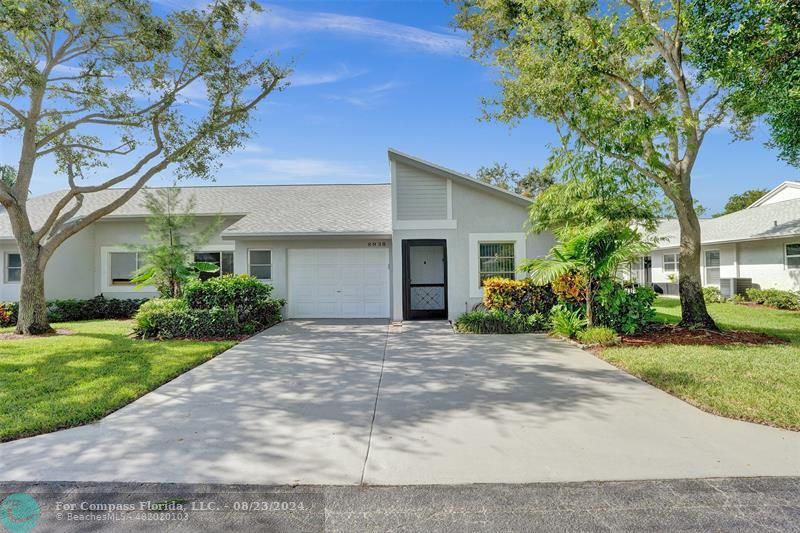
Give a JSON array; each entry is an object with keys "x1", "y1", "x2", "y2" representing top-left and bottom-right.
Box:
[
  {"x1": 130, "y1": 188, "x2": 222, "y2": 298},
  {"x1": 521, "y1": 223, "x2": 654, "y2": 326}
]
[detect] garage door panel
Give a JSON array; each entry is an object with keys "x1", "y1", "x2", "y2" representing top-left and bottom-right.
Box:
[{"x1": 288, "y1": 248, "x2": 389, "y2": 319}]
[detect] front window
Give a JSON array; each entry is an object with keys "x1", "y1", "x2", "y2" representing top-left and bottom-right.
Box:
[
  {"x1": 248, "y1": 250, "x2": 272, "y2": 280},
  {"x1": 663, "y1": 253, "x2": 678, "y2": 272},
  {"x1": 194, "y1": 251, "x2": 234, "y2": 281},
  {"x1": 479, "y1": 242, "x2": 515, "y2": 285},
  {"x1": 787, "y1": 244, "x2": 800, "y2": 269},
  {"x1": 5, "y1": 253, "x2": 21, "y2": 283},
  {"x1": 110, "y1": 252, "x2": 144, "y2": 285},
  {"x1": 705, "y1": 250, "x2": 721, "y2": 286}
]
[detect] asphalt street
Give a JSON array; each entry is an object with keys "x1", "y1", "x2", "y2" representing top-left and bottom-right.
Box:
[{"x1": 2, "y1": 477, "x2": 798, "y2": 532}]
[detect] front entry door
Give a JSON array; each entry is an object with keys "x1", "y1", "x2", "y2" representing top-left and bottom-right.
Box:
[{"x1": 403, "y1": 240, "x2": 448, "y2": 320}]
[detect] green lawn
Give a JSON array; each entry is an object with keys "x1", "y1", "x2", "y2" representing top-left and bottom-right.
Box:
[
  {"x1": 599, "y1": 297, "x2": 800, "y2": 430},
  {"x1": 0, "y1": 320, "x2": 235, "y2": 442}
]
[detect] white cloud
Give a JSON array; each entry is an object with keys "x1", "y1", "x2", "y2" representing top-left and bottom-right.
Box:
[
  {"x1": 290, "y1": 64, "x2": 367, "y2": 87},
  {"x1": 327, "y1": 81, "x2": 400, "y2": 108},
  {"x1": 254, "y1": 5, "x2": 467, "y2": 56},
  {"x1": 220, "y1": 156, "x2": 375, "y2": 181}
]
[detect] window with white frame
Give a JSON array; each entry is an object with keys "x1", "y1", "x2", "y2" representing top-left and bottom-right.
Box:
[
  {"x1": 248, "y1": 250, "x2": 272, "y2": 280},
  {"x1": 109, "y1": 252, "x2": 144, "y2": 285},
  {"x1": 5, "y1": 253, "x2": 21, "y2": 283},
  {"x1": 663, "y1": 253, "x2": 678, "y2": 273},
  {"x1": 786, "y1": 244, "x2": 800, "y2": 269},
  {"x1": 479, "y1": 242, "x2": 515, "y2": 284},
  {"x1": 194, "y1": 251, "x2": 234, "y2": 281}
]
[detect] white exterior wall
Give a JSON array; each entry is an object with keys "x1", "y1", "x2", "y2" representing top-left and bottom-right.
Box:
[
  {"x1": 390, "y1": 160, "x2": 553, "y2": 321},
  {"x1": 649, "y1": 238, "x2": 800, "y2": 291},
  {"x1": 0, "y1": 216, "x2": 237, "y2": 302},
  {"x1": 231, "y1": 237, "x2": 391, "y2": 305},
  {"x1": 738, "y1": 237, "x2": 800, "y2": 290},
  {"x1": 0, "y1": 228, "x2": 95, "y2": 301}
]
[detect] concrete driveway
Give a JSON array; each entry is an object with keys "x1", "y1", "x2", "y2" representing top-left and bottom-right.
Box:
[{"x1": 1, "y1": 320, "x2": 799, "y2": 485}]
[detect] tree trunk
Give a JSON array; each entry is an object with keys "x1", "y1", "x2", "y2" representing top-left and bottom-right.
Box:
[
  {"x1": 675, "y1": 200, "x2": 717, "y2": 330},
  {"x1": 585, "y1": 276, "x2": 594, "y2": 327},
  {"x1": 15, "y1": 246, "x2": 53, "y2": 335}
]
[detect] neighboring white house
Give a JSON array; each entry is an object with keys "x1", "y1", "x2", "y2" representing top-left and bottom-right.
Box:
[
  {"x1": 0, "y1": 149, "x2": 553, "y2": 321},
  {"x1": 633, "y1": 181, "x2": 800, "y2": 297}
]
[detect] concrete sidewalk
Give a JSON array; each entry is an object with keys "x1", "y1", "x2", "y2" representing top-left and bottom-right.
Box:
[{"x1": 1, "y1": 320, "x2": 799, "y2": 485}]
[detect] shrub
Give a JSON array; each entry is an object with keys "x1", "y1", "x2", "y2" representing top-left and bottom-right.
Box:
[
  {"x1": 134, "y1": 306, "x2": 239, "y2": 339},
  {"x1": 454, "y1": 309, "x2": 548, "y2": 334},
  {"x1": 46, "y1": 296, "x2": 147, "y2": 322},
  {"x1": 134, "y1": 274, "x2": 285, "y2": 339},
  {"x1": 481, "y1": 277, "x2": 556, "y2": 316},
  {"x1": 593, "y1": 281, "x2": 656, "y2": 335},
  {"x1": 0, "y1": 296, "x2": 145, "y2": 326},
  {"x1": 132, "y1": 299, "x2": 188, "y2": 337},
  {"x1": 551, "y1": 272, "x2": 587, "y2": 306},
  {"x1": 549, "y1": 304, "x2": 587, "y2": 338},
  {"x1": 745, "y1": 288, "x2": 800, "y2": 310},
  {"x1": 576, "y1": 326, "x2": 620, "y2": 346},
  {"x1": 183, "y1": 274, "x2": 285, "y2": 328},
  {"x1": 702, "y1": 286, "x2": 725, "y2": 304},
  {"x1": 0, "y1": 302, "x2": 18, "y2": 327}
]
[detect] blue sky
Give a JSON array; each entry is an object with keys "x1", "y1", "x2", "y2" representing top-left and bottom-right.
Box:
[{"x1": 9, "y1": 0, "x2": 800, "y2": 214}]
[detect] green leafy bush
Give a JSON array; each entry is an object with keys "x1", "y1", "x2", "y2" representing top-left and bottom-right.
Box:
[
  {"x1": 0, "y1": 296, "x2": 146, "y2": 327},
  {"x1": 455, "y1": 309, "x2": 548, "y2": 334},
  {"x1": 481, "y1": 277, "x2": 556, "y2": 315},
  {"x1": 184, "y1": 274, "x2": 285, "y2": 330},
  {"x1": 549, "y1": 304, "x2": 587, "y2": 338},
  {"x1": 132, "y1": 299, "x2": 188, "y2": 337},
  {"x1": 745, "y1": 288, "x2": 800, "y2": 310},
  {"x1": 576, "y1": 326, "x2": 619, "y2": 346},
  {"x1": 134, "y1": 306, "x2": 240, "y2": 339},
  {"x1": 133, "y1": 274, "x2": 285, "y2": 339},
  {"x1": 593, "y1": 281, "x2": 656, "y2": 334},
  {"x1": 702, "y1": 286, "x2": 725, "y2": 304}
]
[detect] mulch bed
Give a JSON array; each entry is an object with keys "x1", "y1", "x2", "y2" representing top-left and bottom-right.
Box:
[
  {"x1": 620, "y1": 324, "x2": 787, "y2": 347},
  {"x1": 0, "y1": 328, "x2": 75, "y2": 341}
]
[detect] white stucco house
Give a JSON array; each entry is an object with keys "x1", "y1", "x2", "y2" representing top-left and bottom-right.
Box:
[
  {"x1": 0, "y1": 149, "x2": 553, "y2": 321},
  {"x1": 633, "y1": 181, "x2": 800, "y2": 297}
]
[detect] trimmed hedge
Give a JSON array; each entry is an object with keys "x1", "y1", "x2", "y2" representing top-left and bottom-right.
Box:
[
  {"x1": 0, "y1": 296, "x2": 147, "y2": 327},
  {"x1": 745, "y1": 288, "x2": 800, "y2": 310},
  {"x1": 455, "y1": 309, "x2": 548, "y2": 334},
  {"x1": 481, "y1": 277, "x2": 556, "y2": 316},
  {"x1": 133, "y1": 275, "x2": 285, "y2": 339},
  {"x1": 134, "y1": 307, "x2": 241, "y2": 339}
]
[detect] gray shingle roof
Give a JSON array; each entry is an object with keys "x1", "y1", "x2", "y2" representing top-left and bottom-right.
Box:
[
  {"x1": 0, "y1": 184, "x2": 392, "y2": 239},
  {"x1": 654, "y1": 197, "x2": 800, "y2": 248}
]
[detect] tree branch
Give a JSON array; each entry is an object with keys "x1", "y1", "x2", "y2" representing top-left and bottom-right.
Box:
[
  {"x1": 0, "y1": 101, "x2": 26, "y2": 122},
  {"x1": 37, "y1": 141, "x2": 135, "y2": 158}
]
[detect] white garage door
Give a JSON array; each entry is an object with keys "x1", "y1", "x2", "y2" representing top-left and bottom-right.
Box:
[{"x1": 287, "y1": 248, "x2": 390, "y2": 318}]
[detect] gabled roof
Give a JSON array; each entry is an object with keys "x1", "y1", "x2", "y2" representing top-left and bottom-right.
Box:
[
  {"x1": 387, "y1": 148, "x2": 533, "y2": 206},
  {"x1": 748, "y1": 181, "x2": 800, "y2": 208},
  {"x1": 0, "y1": 184, "x2": 392, "y2": 239},
  {"x1": 653, "y1": 197, "x2": 800, "y2": 248}
]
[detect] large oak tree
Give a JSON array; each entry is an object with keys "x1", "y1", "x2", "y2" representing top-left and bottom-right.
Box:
[
  {"x1": 0, "y1": 0, "x2": 288, "y2": 334},
  {"x1": 454, "y1": 0, "x2": 735, "y2": 328}
]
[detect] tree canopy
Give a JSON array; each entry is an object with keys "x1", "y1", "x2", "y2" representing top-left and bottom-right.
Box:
[
  {"x1": 685, "y1": 0, "x2": 800, "y2": 166},
  {"x1": 475, "y1": 162, "x2": 554, "y2": 198},
  {"x1": 453, "y1": 0, "x2": 728, "y2": 328},
  {"x1": 0, "y1": 0, "x2": 288, "y2": 334},
  {"x1": 713, "y1": 188, "x2": 768, "y2": 217}
]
